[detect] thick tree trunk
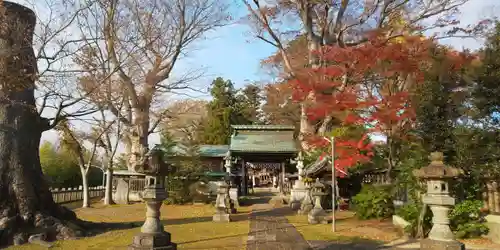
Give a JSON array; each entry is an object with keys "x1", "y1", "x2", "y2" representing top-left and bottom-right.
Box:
[
  {"x1": 80, "y1": 168, "x2": 90, "y2": 208},
  {"x1": 299, "y1": 103, "x2": 313, "y2": 151},
  {"x1": 128, "y1": 108, "x2": 150, "y2": 172},
  {"x1": 103, "y1": 168, "x2": 114, "y2": 205},
  {"x1": 0, "y1": 2, "x2": 82, "y2": 246},
  {"x1": 0, "y1": 2, "x2": 135, "y2": 246}
]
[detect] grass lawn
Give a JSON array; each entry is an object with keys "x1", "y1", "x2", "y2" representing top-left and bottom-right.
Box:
[
  {"x1": 8, "y1": 203, "x2": 252, "y2": 250},
  {"x1": 286, "y1": 211, "x2": 400, "y2": 244}
]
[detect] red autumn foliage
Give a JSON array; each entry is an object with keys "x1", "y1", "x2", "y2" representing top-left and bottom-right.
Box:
[
  {"x1": 316, "y1": 134, "x2": 374, "y2": 178},
  {"x1": 289, "y1": 33, "x2": 471, "y2": 172}
]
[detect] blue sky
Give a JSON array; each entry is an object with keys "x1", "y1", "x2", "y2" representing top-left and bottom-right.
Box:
[
  {"x1": 37, "y1": 0, "x2": 499, "y2": 146},
  {"x1": 172, "y1": 0, "x2": 499, "y2": 92}
]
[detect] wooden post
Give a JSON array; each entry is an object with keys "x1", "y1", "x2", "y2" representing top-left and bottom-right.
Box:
[
  {"x1": 281, "y1": 162, "x2": 285, "y2": 194},
  {"x1": 488, "y1": 181, "x2": 495, "y2": 213},
  {"x1": 494, "y1": 181, "x2": 500, "y2": 214},
  {"x1": 241, "y1": 160, "x2": 246, "y2": 196},
  {"x1": 482, "y1": 180, "x2": 489, "y2": 211}
]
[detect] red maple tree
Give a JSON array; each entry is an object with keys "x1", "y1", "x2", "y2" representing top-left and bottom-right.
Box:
[{"x1": 289, "y1": 33, "x2": 471, "y2": 175}]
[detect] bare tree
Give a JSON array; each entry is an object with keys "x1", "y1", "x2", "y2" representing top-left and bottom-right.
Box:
[
  {"x1": 96, "y1": 107, "x2": 123, "y2": 205},
  {"x1": 56, "y1": 118, "x2": 114, "y2": 208},
  {"x1": 73, "y1": 0, "x2": 230, "y2": 172},
  {"x1": 161, "y1": 99, "x2": 208, "y2": 143}
]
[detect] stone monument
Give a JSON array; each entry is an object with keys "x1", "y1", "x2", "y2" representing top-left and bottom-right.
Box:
[
  {"x1": 115, "y1": 178, "x2": 130, "y2": 205},
  {"x1": 129, "y1": 148, "x2": 177, "y2": 250},
  {"x1": 289, "y1": 155, "x2": 309, "y2": 210},
  {"x1": 213, "y1": 182, "x2": 231, "y2": 222},
  {"x1": 413, "y1": 152, "x2": 464, "y2": 250},
  {"x1": 308, "y1": 179, "x2": 329, "y2": 224}
]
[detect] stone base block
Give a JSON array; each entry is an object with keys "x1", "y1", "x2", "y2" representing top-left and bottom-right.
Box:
[
  {"x1": 486, "y1": 214, "x2": 500, "y2": 243},
  {"x1": 213, "y1": 212, "x2": 231, "y2": 222},
  {"x1": 290, "y1": 200, "x2": 301, "y2": 210},
  {"x1": 308, "y1": 208, "x2": 329, "y2": 224},
  {"x1": 229, "y1": 188, "x2": 239, "y2": 207},
  {"x1": 298, "y1": 204, "x2": 313, "y2": 215},
  {"x1": 129, "y1": 232, "x2": 177, "y2": 250},
  {"x1": 307, "y1": 215, "x2": 329, "y2": 224},
  {"x1": 420, "y1": 238, "x2": 464, "y2": 250}
]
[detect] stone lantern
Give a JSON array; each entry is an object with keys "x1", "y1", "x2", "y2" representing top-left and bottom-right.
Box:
[
  {"x1": 308, "y1": 178, "x2": 329, "y2": 224},
  {"x1": 129, "y1": 148, "x2": 177, "y2": 250},
  {"x1": 213, "y1": 182, "x2": 231, "y2": 222},
  {"x1": 224, "y1": 152, "x2": 239, "y2": 208},
  {"x1": 298, "y1": 184, "x2": 314, "y2": 215},
  {"x1": 413, "y1": 152, "x2": 464, "y2": 250},
  {"x1": 224, "y1": 174, "x2": 237, "y2": 214}
]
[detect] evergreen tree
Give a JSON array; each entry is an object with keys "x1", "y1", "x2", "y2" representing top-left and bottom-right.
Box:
[
  {"x1": 199, "y1": 77, "x2": 239, "y2": 144},
  {"x1": 414, "y1": 46, "x2": 469, "y2": 160},
  {"x1": 236, "y1": 84, "x2": 263, "y2": 124},
  {"x1": 473, "y1": 21, "x2": 500, "y2": 124}
]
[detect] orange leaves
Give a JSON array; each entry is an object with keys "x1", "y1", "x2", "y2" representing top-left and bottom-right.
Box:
[
  {"x1": 287, "y1": 33, "x2": 470, "y2": 170},
  {"x1": 311, "y1": 135, "x2": 373, "y2": 176}
]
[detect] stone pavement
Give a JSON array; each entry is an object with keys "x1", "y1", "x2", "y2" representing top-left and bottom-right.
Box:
[{"x1": 246, "y1": 189, "x2": 311, "y2": 250}]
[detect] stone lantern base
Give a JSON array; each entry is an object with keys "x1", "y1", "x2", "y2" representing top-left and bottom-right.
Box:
[
  {"x1": 307, "y1": 208, "x2": 329, "y2": 224},
  {"x1": 297, "y1": 191, "x2": 313, "y2": 215},
  {"x1": 229, "y1": 188, "x2": 239, "y2": 208},
  {"x1": 290, "y1": 180, "x2": 308, "y2": 210},
  {"x1": 213, "y1": 208, "x2": 231, "y2": 223},
  {"x1": 420, "y1": 238, "x2": 465, "y2": 250},
  {"x1": 129, "y1": 232, "x2": 177, "y2": 250}
]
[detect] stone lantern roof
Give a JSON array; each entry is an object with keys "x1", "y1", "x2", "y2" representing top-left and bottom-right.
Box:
[{"x1": 413, "y1": 152, "x2": 463, "y2": 179}]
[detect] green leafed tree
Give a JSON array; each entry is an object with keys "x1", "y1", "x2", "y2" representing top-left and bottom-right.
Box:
[
  {"x1": 473, "y1": 21, "x2": 500, "y2": 124},
  {"x1": 236, "y1": 83, "x2": 263, "y2": 124},
  {"x1": 414, "y1": 46, "x2": 470, "y2": 160},
  {"x1": 199, "y1": 77, "x2": 239, "y2": 144},
  {"x1": 40, "y1": 141, "x2": 78, "y2": 188}
]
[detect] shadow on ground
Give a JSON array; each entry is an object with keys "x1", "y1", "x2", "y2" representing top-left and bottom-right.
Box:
[
  {"x1": 309, "y1": 239, "x2": 387, "y2": 250},
  {"x1": 71, "y1": 206, "x2": 252, "y2": 239},
  {"x1": 61, "y1": 197, "x2": 104, "y2": 210},
  {"x1": 239, "y1": 192, "x2": 274, "y2": 206}
]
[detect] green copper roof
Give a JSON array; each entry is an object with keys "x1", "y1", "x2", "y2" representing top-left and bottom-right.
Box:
[
  {"x1": 230, "y1": 134, "x2": 297, "y2": 153},
  {"x1": 170, "y1": 145, "x2": 228, "y2": 158},
  {"x1": 231, "y1": 125, "x2": 295, "y2": 131},
  {"x1": 198, "y1": 145, "x2": 229, "y2": 157}
]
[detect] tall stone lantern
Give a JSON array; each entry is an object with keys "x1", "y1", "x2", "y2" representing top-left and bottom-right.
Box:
[
  {"x1": 224, "y1": 151, "x2": 239, "y2": 208},
  {"x1": 308, "y1": 178, "x2": 329, "y2": 224},
  {"x1": 213, "y1": 182, "x2": 231, "y2": 222},
  {"x1": 413, "y1": 152, "x2": 464, "y2": 250},
  {"x1": 129, "y1": 148, "x2": 177, "y2": 250}
]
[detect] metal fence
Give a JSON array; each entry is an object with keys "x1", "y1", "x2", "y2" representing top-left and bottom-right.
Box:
[{"x1": 50, "y1": 186, "x2": 105, "y2": 204}]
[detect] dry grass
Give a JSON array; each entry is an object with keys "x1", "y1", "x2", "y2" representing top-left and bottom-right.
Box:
[
  {"x1": 8, "y1": 203, "x2": 252, "y2": 250},
  {"x1": 286, "y1": 211, "x2": 400, "y2": 243}
]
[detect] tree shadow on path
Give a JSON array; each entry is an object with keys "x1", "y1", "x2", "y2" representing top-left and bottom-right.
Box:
[{"x1": 308, "y1": 239, "x2": 388, "y2": 250}]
